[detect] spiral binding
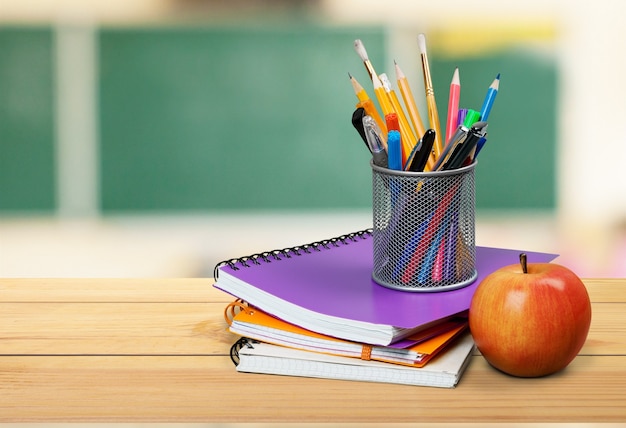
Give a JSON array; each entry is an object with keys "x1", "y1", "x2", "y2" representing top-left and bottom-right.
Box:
[
  {"x1": 230, "y1": 337, "x2": 257, "y2": 366},
  {"x1": 213, "y1": 228, "x2": 373, "y2": 279}
]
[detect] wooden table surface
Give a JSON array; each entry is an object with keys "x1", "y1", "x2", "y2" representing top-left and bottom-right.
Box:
[{"x1": 1, "y1": 277, "x2": 625, "y2": 423}]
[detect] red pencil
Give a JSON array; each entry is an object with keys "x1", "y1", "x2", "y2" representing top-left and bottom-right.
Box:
[{"x1": 445, "y1": 67, "x2": 460, "y2": 146}]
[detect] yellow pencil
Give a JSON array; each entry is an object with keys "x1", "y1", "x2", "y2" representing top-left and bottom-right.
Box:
[
  {"x1": 417, "y1": 33, "x2": 443, "y2": 159},
  {"x1": 394, "y1": 61, "x2": 426, "y2": 141},
  {"x1": 380, "y1": 73, "x2": 417, "y2": 163},
  {"x1": 372, "y1": 72, "x2": 395, "y2": 117},
  {"x1": 349, "y1": 73, "x2": 387, "y2": 134}
]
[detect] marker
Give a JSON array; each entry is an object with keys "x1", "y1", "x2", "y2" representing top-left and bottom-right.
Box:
[
  {"x1": 457, "y1": 108, "x2": 468, "y2": 127},
  {"x1": 462, "y1": 109, "x2": 481, "y2": 128},
  {"x1": 387, "y1": 130, "x2": 402, "y2": 171}
]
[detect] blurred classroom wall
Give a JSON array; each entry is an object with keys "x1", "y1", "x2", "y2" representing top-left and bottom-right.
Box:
[{"x1": 1, "y1": 0, "x2": 625, "y2": 278}]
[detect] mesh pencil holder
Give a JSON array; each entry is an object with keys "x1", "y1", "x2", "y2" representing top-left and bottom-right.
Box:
[{"x1": 371, "y1": 161, "x2": 477, "y2": 292}]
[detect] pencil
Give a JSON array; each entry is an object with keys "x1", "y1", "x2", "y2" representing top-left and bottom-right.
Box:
[
  {"x1": 479, "y1": 73, "x2": 500, "y2": 121},
  {"x1": 350, "y1": 73, "x2": 387, "y2": 133},
  {"x1": 394, "y1": 61, "x2": 427, "y2": 140},
  {"x1": 349, "y1": 72, "x2": 370, "y2": 103},
  {"x1": 445, "y1": 67, "x2": 460, "y2": 145},
  {"x1": 372, "y1": 72, "x2": 395, "y2": 117},
  {"x1": 417, "y1": 33, "x2": 443, "y2": 159},
  {"x1": 380, "y1": 73, "x2": 417, "y2": 164}
]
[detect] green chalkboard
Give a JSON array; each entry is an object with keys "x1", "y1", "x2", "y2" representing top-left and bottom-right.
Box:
[
  {"x1": 99, "y1": 25, "x2": 385, "y2": 212},
  {"x1": 0, "y1": 27, "x2": 55, "y2": 213},
  {"x1": 431, "y1": 48, "x2": 557, "y2": 210}
]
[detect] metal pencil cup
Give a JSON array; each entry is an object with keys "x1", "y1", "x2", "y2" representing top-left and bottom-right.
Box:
[{"x1": 371, "y1": 161, "x2": 477, "y2": 292}]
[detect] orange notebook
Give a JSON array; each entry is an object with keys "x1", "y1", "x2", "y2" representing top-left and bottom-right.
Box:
[{"x1": 225, "y1": 301, "x2": 467, "y2": 368}]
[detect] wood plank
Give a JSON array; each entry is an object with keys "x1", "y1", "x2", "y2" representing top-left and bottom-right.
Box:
[
  {"x1": 0, "y1": 355, "x2": 624, "y2": 422},
  {"x1": 582, "y1": 278, "x2": 626, "y2": 303},
  {"x1": 0, "y1": 278, "x2": 228, "y2": 303},
  {"x1": 0, "y1": 302, "x2": 238, "y2": 355}
]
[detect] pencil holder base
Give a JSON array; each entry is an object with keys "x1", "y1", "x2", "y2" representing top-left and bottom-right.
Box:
[
  {"x1": 371, "y1": 161, "x2": 477, "y2": 292},
  {"x1": 372, "y1": 269, "x2": 477, "y2": 293}
]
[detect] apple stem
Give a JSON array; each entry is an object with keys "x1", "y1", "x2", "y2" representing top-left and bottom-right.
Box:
[{"x1": 520, "y1": 253, "x2": 528, "y2": 274}]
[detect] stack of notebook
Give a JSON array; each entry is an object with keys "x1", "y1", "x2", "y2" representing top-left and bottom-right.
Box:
[{"x1": 213, "y1": 229, "x2": 557, "y2": 388}]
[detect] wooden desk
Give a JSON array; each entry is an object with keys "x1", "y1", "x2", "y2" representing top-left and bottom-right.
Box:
[{"x1": 1, "y1": 278, "x2": 625, "y2": 423}]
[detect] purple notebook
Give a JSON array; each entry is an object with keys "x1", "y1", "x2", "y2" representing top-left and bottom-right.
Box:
[{"x1": 214, "y1": 230, "x2": 558, "y2": 345}]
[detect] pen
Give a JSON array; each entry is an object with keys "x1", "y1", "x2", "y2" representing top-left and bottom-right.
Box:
[
  {"x1": 474, "y1": 136, "x2": 488, "y2": 158},
  {"x1": 443, "y1": 210, "x2": 459, "y2": 281},
  {"x1": 417, "y1": 34, "x2": 443, "y2": 159},
  {"x1": 433, "y1": 125, "x2": 468, "y2": 170},
  {"x1": 432, "y1": 235, "x2": 446, "y2": 283},
  {"x1": 351, "y1": 107, "x2": 368, "y2": 148},
  {"x1": 418, "y1": 211, "x2": 452, "y2": 284},
  {"x1": 480, "y1": 73, "x2": 500, "y2": 121},
  {"x1": 444, "y1": 125, "x2": 484, "y2": 170},
  {"x1": 445, "y1": 67, "x2": 460, "y2": 145},
  {"x1": 401, "y1": 181, "x2": 460, "y2": 284},
  {"x1": 362, "y1": 115, "x2": 388, "y2": 168},
  {"x1": 406, "y1": 129, "x2": 436, "y2": 172},
  {"x1": 439, "y1": 133, "x2": 470, "y2": 171}
]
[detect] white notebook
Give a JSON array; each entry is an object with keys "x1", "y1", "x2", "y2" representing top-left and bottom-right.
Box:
[{"x1": 234, "y1": 331, "x2": 475, "y2": 388}]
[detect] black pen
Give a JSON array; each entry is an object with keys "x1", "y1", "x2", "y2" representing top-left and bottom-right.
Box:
[
  {"x1": 351, "y1": 107, "x2": 369, "y2": 149},
  {"x1": 434, "y1": 126, "x2": 468, "y2": 171},
  {"x1": 445, "y1": 127, "x2": 483, "y2": 170},
  {"x1": 407, "y1": 129, "x2": 435, "y2": 172},
  {"x1": 433, "y1": 125, "x2": 469, "y2": 171}
]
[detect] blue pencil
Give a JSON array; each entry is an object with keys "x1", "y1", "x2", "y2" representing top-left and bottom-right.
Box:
[{"x1": 479, "y1": 73, "x2": 500, "y2": 121}]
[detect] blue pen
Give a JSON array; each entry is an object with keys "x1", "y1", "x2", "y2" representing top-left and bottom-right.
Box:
[
  {"x1": 479, "y1": 73, "x2": 500, "y2": 121},
  {"x1": 474, "y1": 136, "x2": 488, "y2": 159},
  {"x1": 387, "y1": 130, "x2": 402, "y2": 171}
]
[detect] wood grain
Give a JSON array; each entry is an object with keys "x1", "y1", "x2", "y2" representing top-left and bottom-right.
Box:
[{"x1": 0, "y1": 277, "x2": 624, "y2": 422}]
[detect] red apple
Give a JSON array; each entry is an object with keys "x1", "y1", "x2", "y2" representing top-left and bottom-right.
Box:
[{"x1": 469, "y1": 253, "x2": 592, "y2": 377}]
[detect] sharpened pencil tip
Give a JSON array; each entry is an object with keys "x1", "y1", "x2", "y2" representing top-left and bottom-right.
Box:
[{"x1": 496, "y1": 73, "x2": 501, "y2": 79}]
